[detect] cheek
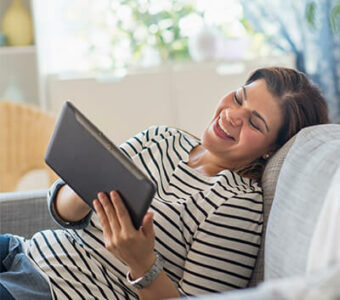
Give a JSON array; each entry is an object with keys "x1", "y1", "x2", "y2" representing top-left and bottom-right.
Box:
[{"x1": 240, "y1": 130, "x2": 267, "y2": 149}]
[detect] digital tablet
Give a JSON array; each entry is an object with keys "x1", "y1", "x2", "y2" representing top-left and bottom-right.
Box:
[{"x1": 45, "y1": 101, "x2": 156, "y2": 229}]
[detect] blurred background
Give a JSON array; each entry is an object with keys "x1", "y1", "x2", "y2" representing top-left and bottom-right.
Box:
[{"x1": 0, "y1": 0, "x2": 339, "y2": 191}]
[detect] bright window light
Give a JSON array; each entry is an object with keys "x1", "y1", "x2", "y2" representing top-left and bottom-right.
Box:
[{"x1": 33, "y1": 0, "x2": 273, "y2": 74}]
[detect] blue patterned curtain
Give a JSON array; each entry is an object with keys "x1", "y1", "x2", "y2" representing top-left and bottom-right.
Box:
[{"x1": 240, "y1": 0, "x2": 340, "y2": 122}]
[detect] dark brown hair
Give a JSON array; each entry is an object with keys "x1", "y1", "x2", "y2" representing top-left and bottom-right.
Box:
[{"x1": 236, "y1": 67, "x2": 329, "y2": 180}]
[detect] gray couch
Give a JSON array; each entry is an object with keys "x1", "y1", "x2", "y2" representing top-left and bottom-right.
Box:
[
  {"x1": 1, "y1": 124, "x2": 340, "y2": 299},
  {"x1": 0, "y1": 189, "x2": 60, "y2": 237}
]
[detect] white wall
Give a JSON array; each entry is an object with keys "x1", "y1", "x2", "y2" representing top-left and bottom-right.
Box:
[{"x1": 47, "y1": 55, "x2": 295, "y2": 145}]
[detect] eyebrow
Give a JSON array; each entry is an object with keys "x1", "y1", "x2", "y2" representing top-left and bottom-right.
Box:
[{"x1": 242, "y1": 86, "x2": 270, "y2": 132}]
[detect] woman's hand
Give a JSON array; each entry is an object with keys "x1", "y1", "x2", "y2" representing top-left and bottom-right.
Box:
[
  {"x1": 93, "y1": 191, "x2": 156, "y2": 278},
  {"x1": 94, "y1": 191, "x2": 180, "y2": 299}
]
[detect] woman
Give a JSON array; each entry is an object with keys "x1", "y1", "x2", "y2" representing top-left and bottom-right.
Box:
[{"x1": 0, "y1": 67, "x2": 329, "y2": 300}]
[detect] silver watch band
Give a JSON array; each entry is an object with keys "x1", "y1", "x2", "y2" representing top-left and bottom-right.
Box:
[{"x1": 126, "y1": 252, "x2": 164, "y2": 289}]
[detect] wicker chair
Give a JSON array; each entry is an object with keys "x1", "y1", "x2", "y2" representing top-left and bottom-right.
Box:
[{"x1": 0, "y1": 100, "x2": 58, "y2": 192}]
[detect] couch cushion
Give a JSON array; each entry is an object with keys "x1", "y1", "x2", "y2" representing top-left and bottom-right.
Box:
[
  {"x1": 248, "y1": 135, "x2": 296, "y2": 286},
  {"x1": 265, "y1": 124, "x2": 340, "y2": 279},
  {"x1": 0, "y1": 189, "x2": 60, "y2": 238}
]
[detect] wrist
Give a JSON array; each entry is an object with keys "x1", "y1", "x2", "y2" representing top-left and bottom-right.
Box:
[
  {"x1": 129, "y1": 252, "x2": 157, "y2": 279},
  {"x1": 56, "y1": 185, "x2": 91, "y2": 222}
]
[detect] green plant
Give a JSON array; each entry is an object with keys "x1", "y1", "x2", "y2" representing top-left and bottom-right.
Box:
[
  {"x1": 305, "y1": 1, "x2": 340, "y2": 32},
  {"x1": 114, "y1": 0, "x2": 201, "y2": 63},
  {"x1": 80, "y1": 0, "x2": 258, "y2": 70}
]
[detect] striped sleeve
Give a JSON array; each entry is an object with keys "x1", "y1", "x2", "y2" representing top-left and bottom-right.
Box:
[
  {"x1": 179, "y1": 192, "x2": 263, "y2": 295},
  {"x1": 119, "y1": 126, "x2": 158, "y2": 159},
  {"x1": 47, "y1": 179, "x2": 93, "y2": 229}
]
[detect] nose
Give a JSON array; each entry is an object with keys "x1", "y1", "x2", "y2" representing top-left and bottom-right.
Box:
[{"x1": 226, "y1": 108, "x2": 246, "y2": 127}]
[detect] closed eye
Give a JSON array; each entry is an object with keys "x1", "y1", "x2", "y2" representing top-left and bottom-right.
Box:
[
  {"x1": 234, "y1": 92, "x2": 259, "y2": 130},
  {"x1": 235, "y1": 86, "x2": 268, "y2": 133},
  {"x1": 249, "y1": 118, "x2": 260, "y2": 131},
  {"x1": 233, "y1": 93, "x2": 242, "y2": 105}
]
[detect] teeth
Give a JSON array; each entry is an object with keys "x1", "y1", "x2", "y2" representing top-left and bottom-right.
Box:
[{"x1": 218, "y1": 118, "x2": 233, "y2": 138}]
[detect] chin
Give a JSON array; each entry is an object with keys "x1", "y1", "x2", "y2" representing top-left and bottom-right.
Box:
[{"x1": 201, "y1": 125, "x2": 214, "y2": 147}]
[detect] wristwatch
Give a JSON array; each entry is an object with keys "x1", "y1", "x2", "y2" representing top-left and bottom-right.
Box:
[{"x1": 126, "y1": 252, "x2": 164, "y2": 289}]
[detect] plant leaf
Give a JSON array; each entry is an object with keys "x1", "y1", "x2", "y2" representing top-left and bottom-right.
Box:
[
  {"x1": 330, "y1": 4, "x2": 340, "y2": 33},
  {"x1": 306, "y1": 2, "x2": 317, "y2": 30}
]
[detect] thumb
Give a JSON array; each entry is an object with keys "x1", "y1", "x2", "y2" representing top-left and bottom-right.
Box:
[{"x1": 141, "y1": 211, "x2": 154, "y2": 237}]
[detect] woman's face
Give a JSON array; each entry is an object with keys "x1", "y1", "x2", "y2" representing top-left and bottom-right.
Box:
[{"x1": 201, "y1": 79, "x2": 283, "y2": 169}]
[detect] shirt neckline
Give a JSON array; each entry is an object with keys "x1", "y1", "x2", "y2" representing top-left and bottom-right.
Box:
[
  {"x1": 175, "y1": 130, "x2": 259, "y2": 191},
  {"x1": 179, "y1": 140, "x2": 229, "y2": 180}
]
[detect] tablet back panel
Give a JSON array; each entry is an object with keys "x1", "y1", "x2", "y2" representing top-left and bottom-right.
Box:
[{"x1": 45, "y1": 101, "x2": 155, "y2": 229}]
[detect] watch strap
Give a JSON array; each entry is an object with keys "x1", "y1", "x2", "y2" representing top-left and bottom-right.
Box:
[{"x1": 126, "y1": 252, "x2": 164, "y2": 289}]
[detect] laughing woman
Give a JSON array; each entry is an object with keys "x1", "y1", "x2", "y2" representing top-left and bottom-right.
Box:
[{"x1": 0, "y1": 67, "x2": 329, "y2": 300}]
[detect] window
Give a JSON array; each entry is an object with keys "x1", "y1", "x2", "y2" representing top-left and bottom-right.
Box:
[{"x1": 33, "y1": 0, "x2": 272, "y2": 74}]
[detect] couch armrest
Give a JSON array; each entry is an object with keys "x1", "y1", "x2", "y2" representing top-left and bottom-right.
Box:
[
  {"x1": 193, "y1": 264, "x2": 340, "y2": 300},
  {"x1": 0, "y1": 189, "x2": 60, "y2": 238}
]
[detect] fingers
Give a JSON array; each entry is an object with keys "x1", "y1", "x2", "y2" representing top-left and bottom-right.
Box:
[
  {"x1": 141, "y1": 211, "x2": 154, "y2": 237},
  {"x1": 97, "y1": 192, "x2": 121, "y2": 232},
  {"x1": 93, "y1": 199, "x2": 113, "y2": 244},
  {"x1": 95, "y1": 190, "x2": 147, "y2": 236},
  {"x1": 110, "y1": 191, "x2": 135, "y2": 232}
]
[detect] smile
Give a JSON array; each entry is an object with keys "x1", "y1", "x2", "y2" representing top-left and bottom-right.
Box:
[{"x1": 213, "y1": 118, "x2": 235, "y2": 141}]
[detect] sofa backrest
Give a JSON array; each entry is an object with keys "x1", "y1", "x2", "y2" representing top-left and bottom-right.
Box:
[
  {"x1": 248, "y1": 134, "x2": 296, "y2": 286},
  {"x1": 264, "y1": 124, "x2": 340, "y2": 279}
]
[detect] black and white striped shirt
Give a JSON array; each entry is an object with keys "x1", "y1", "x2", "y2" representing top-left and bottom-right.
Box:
[{"x1": 22, "y1": 126, "x2": 263, "y2": 299}]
